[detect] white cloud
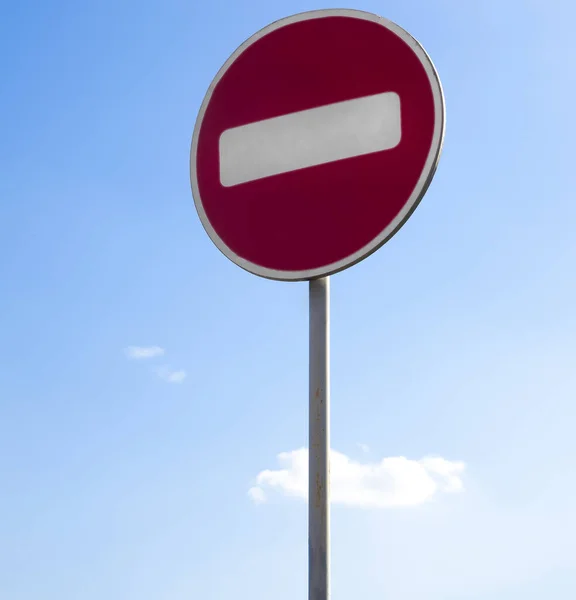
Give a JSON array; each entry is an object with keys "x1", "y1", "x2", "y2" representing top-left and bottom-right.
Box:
[
  {"x1": 357, "y1": 443, "x2": 370, "y2": 454},
  {"x1": 248, "y1": 486, "x2": 267, "y2": 504},
  {"x1": 154, "y1": 366, "x2": 187, "y2": 384},
  {"x1": 249, "y1": 448, "x2": 465, "y2": 508},
  {"x1": 125, "y1": 345, "x2": 165, "y2": 359}
]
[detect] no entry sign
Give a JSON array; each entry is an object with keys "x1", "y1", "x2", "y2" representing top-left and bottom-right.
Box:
[{"x1": 190, "y1": 9, "x2": 445, "y2": 281}]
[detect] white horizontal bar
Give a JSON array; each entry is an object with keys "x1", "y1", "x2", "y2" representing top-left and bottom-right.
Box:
[{"x1": 219, "y1": 92, "x2": 402, "y2": 187}]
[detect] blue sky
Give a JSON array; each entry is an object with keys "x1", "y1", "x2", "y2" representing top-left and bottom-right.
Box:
[{"x1": 1, "y1": 0, "x2": 576, "y2": 598}]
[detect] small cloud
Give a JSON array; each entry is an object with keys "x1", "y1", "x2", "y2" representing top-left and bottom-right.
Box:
[
  {"x1": 125, "y1": 346, "x2": 165, "y2": 360},
  {"x1": 248, "y1": 486, "x2": 267, "y2": 504},
  {"x1": 357, "y1": 443, "x2": 370, "y2": 454},
  {"x1": 155, "y1": 366, "x2": 187, "y2": 384},
  {"x1": 249, "y1": 448, "x2": 465, "y2": 509}
]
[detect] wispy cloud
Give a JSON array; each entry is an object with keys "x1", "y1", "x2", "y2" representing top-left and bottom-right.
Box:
[
  {"x1": 357, "y1": 443, "x2": 370, "y2": 454},
  {"x1": 249, "y1": 448, "x2": 465, "y2": 508},
  {"x1": 124, "y1": 346, "x2": 186, "y2": 384},
  {"x1": 124, "y1": 346, "x2": 165, "y2": 360},
  {"x1": 248, "y1": 486, "x2": 267, "y2": 504},
  {"x1": 154, "y1": 366, "x2": 187, "y2": 384}
]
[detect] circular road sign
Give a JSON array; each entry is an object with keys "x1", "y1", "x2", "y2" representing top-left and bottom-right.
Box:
[{"x1": 190, "y1": 9, "x2": 445, "y2": 281}]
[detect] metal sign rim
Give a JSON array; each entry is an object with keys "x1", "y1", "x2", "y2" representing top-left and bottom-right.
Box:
[{"x1": 190, "y1": 8, "x2": 445, "y2": 282}]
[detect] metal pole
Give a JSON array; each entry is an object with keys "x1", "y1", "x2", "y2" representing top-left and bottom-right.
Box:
[{"x1": 309, "y1": 276, "x2": 330, "y2": 600}]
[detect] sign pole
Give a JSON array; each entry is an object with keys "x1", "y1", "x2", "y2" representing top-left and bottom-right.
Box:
[{"x1": 309, "y1": 276, "x2": 330, "y2": 600}]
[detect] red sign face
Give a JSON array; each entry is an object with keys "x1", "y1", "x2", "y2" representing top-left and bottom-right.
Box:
[{"x1": 191, "y1": 9, "x2": 444, "y2": 281}]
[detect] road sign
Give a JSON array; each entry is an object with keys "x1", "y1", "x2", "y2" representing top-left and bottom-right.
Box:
[
  {"x1": 190, "y1": 9, "x2": 444, "y2": 281},
  {"x1": 190, "y1": 10, "x2": 446, "y2": 600}
]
